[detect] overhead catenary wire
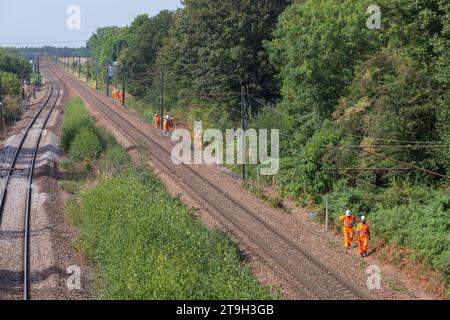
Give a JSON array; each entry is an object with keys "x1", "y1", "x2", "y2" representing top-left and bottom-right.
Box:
[
  {"x1": 246, "y1": 93, "x2": 446, "y2": 146},
  {"x1": 246, "y1": 91, "x2": 449, "y2": 180},
  {"x1": 306, "y1": 156, "x2": 438, "y2": 208},
  {"x1": 360, "y1": 149, "x2": 450, "y2": 180}
]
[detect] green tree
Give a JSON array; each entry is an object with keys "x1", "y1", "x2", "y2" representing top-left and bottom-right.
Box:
[
  {"x1": 87, "y1": 26, "x2": 128, "y2": 83},
  {"x1": 160, "y1": 0, "x2": 291, "y2": 109},
  {"x1": 333, "y1": 49, "x2": 448, "y2": 182},
  {"x1": 120, "y1": 11, "x2": 175, "y2": 99},
  {"x1": 0, "y1": 48, "x2": 32, "y2": 84},
  {"x1": 267, "y1": 0, "x2": 382, "y2": 119},
  {"x1": 0, "y1": 71, "x2": 21, "y2": 96},
  {"x1": 385, "y1": 0, "x2": 450, "y2": 87}
]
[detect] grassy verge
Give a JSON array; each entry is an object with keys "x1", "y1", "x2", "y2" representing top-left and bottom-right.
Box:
[{"x1": 60, "y1": 96, "x2": 277, "y2": 299}]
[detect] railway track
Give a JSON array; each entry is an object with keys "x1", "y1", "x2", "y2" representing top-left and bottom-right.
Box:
[
  {"x1": 0, "y1": 68, "x2": 60, "y2": 300},
  {"x1": 49, "y1": 63, "x2": 371, "y2": 300}
]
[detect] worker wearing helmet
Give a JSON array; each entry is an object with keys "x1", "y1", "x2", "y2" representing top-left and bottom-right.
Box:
[
  {"x1": 163, "y1": 116, "x2": 167, "y2": 133},
  {"x1": 339, "y1": 210, "x2": 357, "y2": 251},
  {"x1": 167, "y1": 116, "x2": 172, "y2": 132},
  {"x1": 356, "y1": 215, "x2": 371, "y2": 258}
]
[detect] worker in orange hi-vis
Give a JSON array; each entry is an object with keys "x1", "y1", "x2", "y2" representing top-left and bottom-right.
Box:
[
  {"x1": 339, "y1": 210, "x2": 357, "y2": 252},
  {"x1": 153, "y1": 113, "x2": 159, "y2": 129},
  {"x1": 356, "y1": 215, "x2": 371, "y2": 258},
  {"x1": 169, "y1": 116, "x2": 175, "y2": 132},
  {"x1": 119, "y1": 90, "x2": 123, "y2": 103},
  {"x1": 157, "y1": 114, "x2": 161, "y2": 129},
  {"x1": 163, "y1": 115, "x2": 168, "y2": 133},
  {"x1": 196, "y1": 131, "x2": 203, "y2": 150}
]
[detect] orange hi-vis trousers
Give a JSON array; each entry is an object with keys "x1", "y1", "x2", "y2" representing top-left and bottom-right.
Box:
[
  {"x1": 357, "y1": 223, "x2": 370, "y2": 254},
  {"x1": 358, "y1": 236, "x2": 369, "y2": 254},
  {"x1": 343, "y1": 226, "x2": 354, "y2": 249}
]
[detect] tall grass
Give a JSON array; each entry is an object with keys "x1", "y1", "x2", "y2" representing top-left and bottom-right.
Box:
[{"x1": 79, "y1": 170, "x2": 276, "y2": 299}]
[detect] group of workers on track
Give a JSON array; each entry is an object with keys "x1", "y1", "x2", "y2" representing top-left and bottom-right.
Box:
[
  {"x1": 111, "y1": 89, "x2": 124, "y2": 104},
  {"x1": 153, "y1": 113, "x2": 203, "y2": 149},
  {"x1": 339, "y1": 210, "x2": 371, "y2": 258},
  {"x1": 153, "y1": 113, "x2": 175, "y2": 135}
]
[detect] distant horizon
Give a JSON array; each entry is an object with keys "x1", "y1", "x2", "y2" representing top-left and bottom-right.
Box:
[{"x1": 0, "y1": 0, "x2": 181, "y2": 48}]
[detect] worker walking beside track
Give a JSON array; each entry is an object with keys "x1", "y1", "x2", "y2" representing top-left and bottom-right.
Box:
[
  {"x1": 339, "y1": 210, "x2": 357, "y2": 252},
  {"x1": 356, "y1": 215, "x2": 371, "y2": 258},
  {"x1": 154, "y1": 113, "x2": 160, "y2": 129},
  {"x1": 169, "y1": 116, "x2": 175, "y2": 132},
  {"x1": 163, "y1": 115, "x2": 169, "y2": 134}
]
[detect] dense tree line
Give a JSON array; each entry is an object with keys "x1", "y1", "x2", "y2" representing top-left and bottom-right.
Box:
[
  {"x1": 0, "y1": 48, "x2": 32, "y2": 97},
  {"x1": 17, "y1": 46, "x2": 89, "y2": 61}
]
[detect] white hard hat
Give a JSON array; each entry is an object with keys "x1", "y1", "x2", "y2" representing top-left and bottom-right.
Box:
[
  {"x1": 361, "y1": 216, "x2": 366, "y2": 221},
  {"x1": 346, "y1": 210, "x2": 352, "y2": 217}
]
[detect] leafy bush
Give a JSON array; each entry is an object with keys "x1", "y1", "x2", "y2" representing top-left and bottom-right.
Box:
[
  {"x1": 0, "y1": 71, "x2": 21, "y2": 96},
  {"x1": 370, "y1": 187, "x2": 450, "y2": 286},
  {"x1": 267, "y1": 0, "x2": 382, "y2": 118},
  {"x1": 69, "y1": 128, "x2": 103, "y2": 161},
  {"x1": 277, "y1": 125, "x2": 340, "y2": 202},
  {"x1": 61, "y1": 97, "x2": 98, "y2": 152}
]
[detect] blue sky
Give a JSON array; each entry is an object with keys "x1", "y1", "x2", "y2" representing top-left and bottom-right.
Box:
[{"x1": 0, "y1": 0, "x2": 182, "y2": 47}]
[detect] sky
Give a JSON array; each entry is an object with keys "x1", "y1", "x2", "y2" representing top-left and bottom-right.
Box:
[{"x1": 0, "y1": 0, "x2": 182, "y2": 47}]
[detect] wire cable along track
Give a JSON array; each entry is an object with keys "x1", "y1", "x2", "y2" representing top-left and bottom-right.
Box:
[
  {"x1": 0, "y1": 67, "x2": 60, "y2": 300},
  {"x1": 50, "y1": 63, "x2": 371, "y2": 300}
]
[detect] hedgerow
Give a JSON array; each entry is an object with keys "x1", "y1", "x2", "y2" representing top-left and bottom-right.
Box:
[{"x1": 61, "y1": 97, "x2": 98, "y2": 152}]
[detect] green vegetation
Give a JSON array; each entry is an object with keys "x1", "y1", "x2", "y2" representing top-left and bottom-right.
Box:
[
  {"x1": 69, "y1": 128, "x2": 103, "y2": 161},
  {"x1": 0, "y1": 48, "x2": 32, "y2": 97},
  {"x1": 83, "y1": 0, "x2": 449, "y2": 292},
  {"x1": 60, "y1": 96, "x2": 112, "y2": 156},
  {"x1": 61, "y1": 98, "x2": 276, "y2": 299},
  {"x1": 0, "y1": 48, "x2": 33, "y2": 129}
]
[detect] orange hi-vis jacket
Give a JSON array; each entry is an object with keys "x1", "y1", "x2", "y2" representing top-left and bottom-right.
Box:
[
  {"x1": 356, "y1": 223, "x2": 370, "y2": 240},
  {"x1": 356, "y1": 222, "x2": 370, "y2": 253},
  {"x1": 339, "y1": 214, "x2": 356, "y2": 249},
  {"x1": 339, "y1": 215, "x2": 356, "y2": 233}
]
